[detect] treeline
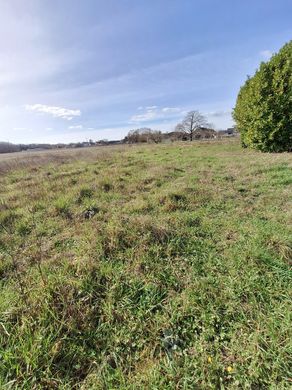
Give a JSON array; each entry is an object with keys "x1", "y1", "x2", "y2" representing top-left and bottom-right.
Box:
[
  {"x1": 124, "y1": 128, "x2": 163, "y2": 143},
  {"x1": 0, "y1": 142, "x2": 63, "y2": 154},
  {"x1": 0, "y1": 142, "x2": 21, "y2": 153},
  {"x1": 123, "y1": 127, "x2": 217, "y2": 144},
  {"x1": 0, "y1": 141, "x2": 103, "y2": 154}
]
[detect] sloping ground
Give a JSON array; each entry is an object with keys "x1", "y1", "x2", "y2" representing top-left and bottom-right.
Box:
[
  {"x1": 0, "y1": 140, "x2": 291, "y2": 389},
  {"x1": 0, "y1": 145, "x2": 124, "y2": 175}
]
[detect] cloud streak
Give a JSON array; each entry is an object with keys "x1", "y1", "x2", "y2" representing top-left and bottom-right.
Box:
[
  {"x1": 25, "y1": 104, "x2": 81, "y2": 120},
  {"x1": 130, "y1": 106, "x2": 183, "y2": 123},
  {"x1": 206, "y1": 110, "x2": 232, "y2": 117},
  {"x1": 68, "y1": 124, "x2": 83, "y2": 129}
]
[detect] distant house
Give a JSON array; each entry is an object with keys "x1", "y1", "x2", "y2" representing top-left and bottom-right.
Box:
[
  {"x1": 96, "y1": 139, "x2": 122, "y2": 146},
  {"x1": 217, "y1": 127, "x2": 239, "y2": 137},
  {"x1": 193, "y1": 127, "x2": 217, "y2": 139}
]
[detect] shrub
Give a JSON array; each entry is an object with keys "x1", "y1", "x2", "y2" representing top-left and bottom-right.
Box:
[{"x1": 233, "y1": 40, "x2": 292, "y2": 152}]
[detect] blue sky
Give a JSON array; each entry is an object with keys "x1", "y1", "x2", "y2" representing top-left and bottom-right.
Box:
[{"x1": 0, "y1": 0, "x2": 291, "y2": 144}]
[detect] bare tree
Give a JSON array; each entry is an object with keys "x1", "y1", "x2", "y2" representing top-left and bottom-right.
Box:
[{"x1": 175, "y1": 111, "x2": 209, "y2": 141}]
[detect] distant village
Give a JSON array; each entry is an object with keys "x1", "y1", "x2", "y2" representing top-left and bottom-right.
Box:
[{"x1": 0, "y1": 127, "x2": 238, "y2": 154}]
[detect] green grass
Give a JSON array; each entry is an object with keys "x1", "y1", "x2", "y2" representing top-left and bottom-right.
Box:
[{"x1": 0, "y1": 140, "x2": 291, "y2": 389}]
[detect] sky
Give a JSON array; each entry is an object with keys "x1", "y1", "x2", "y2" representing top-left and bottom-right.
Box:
[{"x1": 0, "y1": 0, "x2": 291, "y2": 144}]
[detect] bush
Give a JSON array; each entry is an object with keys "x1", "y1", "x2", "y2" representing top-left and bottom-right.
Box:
[{"x1": 233, "y1": 41, "x2": 292, "y2": 152}]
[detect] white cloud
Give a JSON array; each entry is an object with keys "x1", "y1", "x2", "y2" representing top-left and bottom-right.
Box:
[
  {"x1": 260, "y1": 50, "x2": 273, "y2": 60},
  {"x1": 130, "y1": 106, "x2": 183, "y2": 123},
  {"x1": 25, "y1": 104, "x2": 81, "y2": 120},
  {"x1": 162, "y1": 107, "x2": 181, "y2": 113},
  {"x1": 68, "y1": 125, "x2": 83, "y2": 129},
  {"x1": 145, "y1": 105, "x2": 158, "y2": 110},
  {"x1": 207, "y1": 110, "x2": 232, "y2": 117},
  {"x1": 130, "y1": 111, "x2": 157, "y2": 122}
]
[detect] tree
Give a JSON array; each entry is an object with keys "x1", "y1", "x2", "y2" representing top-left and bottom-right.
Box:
[
  {"x1": 175, "y1": 111, "x2": 209, "y2": 141},
  {"x1": 233, "y1": 40, "x2": 292, "y2": 152}
]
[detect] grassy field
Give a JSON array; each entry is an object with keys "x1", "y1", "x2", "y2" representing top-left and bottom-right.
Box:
[{"x1": 0, "y1": 140, "x2": 291, "y2": 389}]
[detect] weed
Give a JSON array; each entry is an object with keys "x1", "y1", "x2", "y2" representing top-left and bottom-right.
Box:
[
  {"x1": 54, "y1": 196, "x2": 72, "y2": 218},
  {"x1": 78, "y1": 187, "x2": 94, "y2": 203}
]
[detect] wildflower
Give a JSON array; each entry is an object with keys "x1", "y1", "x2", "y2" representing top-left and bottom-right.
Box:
[
  {"x1": 226, "y1": 366, "x2": 233, "y2": 373},
  {"x1": 207, "y1": 356, "x2": 212, "y2": 363}
]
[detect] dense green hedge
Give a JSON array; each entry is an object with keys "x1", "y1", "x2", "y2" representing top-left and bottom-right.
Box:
[{"x1": 233, "y1": 41, "x2": 292, "y2": 152}]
